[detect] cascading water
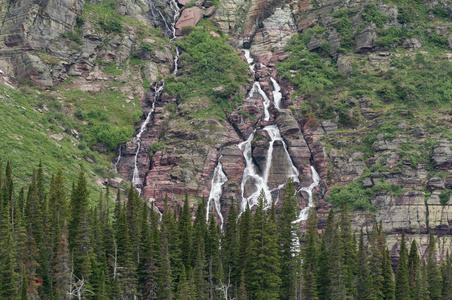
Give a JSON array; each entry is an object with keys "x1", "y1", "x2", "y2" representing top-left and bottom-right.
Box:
[
  {"x1": 263, "y1": 125, "x2": 299, "y2": 184},
  {"x1": 206, "y1": 156, "x2": 228, "y2": 229},
  {"x1": 270, "y1": 77, "x2": 282, "y2": 109},
  {"x1": 293, "y1": 166, "x2": 320, "y2": 223},
  {"x1": 132, "y1": 83, "x2": 164, "y2": 194},
  {"x1": 238, "y1": 50, "x2": 303, "y2": 213},
  {"x1": 238, "y1": 131, "x2": 273, "y2": 212},
  {"x1": 113, "y1": 145, "x2": 121, "y2": 173},
  {"x1": 122, "y1": 0, "x2": 181, "y2": 193},
  {"x1": 249, "y1": 82, "x2": 271, "y2": 121}
]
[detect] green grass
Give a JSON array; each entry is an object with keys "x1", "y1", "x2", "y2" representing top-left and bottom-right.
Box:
[
  {"x1": 0, "y1": 86, "x2": 114, "y2": 197},
  {"x1": 164, "y1": 28, "x2": 248, "y2": 121}
]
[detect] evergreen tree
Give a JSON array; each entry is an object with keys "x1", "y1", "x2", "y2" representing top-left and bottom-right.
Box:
[
  {"x1": 367, "y1": 222, "x2": 384, "y2": 299},
  {"x1": 53, "y1": 221, "x2": 71, "y2": 300},
  {"x1": 222, "y1": 201, "x2": 239, "y2": 290},
  {"x1": 395, "y1": 232, "x2": 410, "y2": 300},
  {"x1": 317, "y1": 208, "x2": 335, "y2": 300},
  {"x1": 126, "y1": 187, "x2": 141, "y2": 266},
  {"x1": 192, "y1": 237, "x2": 208, "y2": 300},
  {"x1": 338, "y1": 200, "x2": 357, "y2": 298},
  {"x1": 278, "y1": 178, "x2": 299, "y2": 300},
  {"x1": 157, "y1": 227, "x2": 173, "y2": 300},
  {"x1": 0, "y1": 223, "x2": 19, "y2": 299},
  {"x1": 238, "y1": 203, "x2": 251, "y2": 277},
  {"x1": 179, "y1": 191, "x2": 192, "y2": 267},
  {"x1": 441, "y1": 251, "x2": 452, "y2": 300},
  {"x1": 302, "y1": 207, "x2": 319, "y2": 300},
  {"x1": 245, "y1": 191, "x2": 281, "y2": 300},
  {"x1": 382, "y1": 247, "x2": 395, "y2": 300},
  {"x1": 356, "y1": 228, "x2": 369, "y2": 300},
  {"x1": 408, "y1": 239, "x2": 421, "y2": 300},
  {"x1": 426, "y1": 232, "x2": 442, "y2": 300},
  {"x1": 176, "y1": 265, "x2": 191, "y2": 300}
]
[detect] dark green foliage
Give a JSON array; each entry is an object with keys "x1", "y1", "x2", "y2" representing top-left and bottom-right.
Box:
[
  {"x1": 4, "y1": 161, "x2": 452, "y2": 299},
  {"x1": 427, "y1": 233, "x2": 442, "y2": 300},
  {"x1": 302, "y1": 208, "x2": 319, "y2": 300},
  {"x1": 245, "y1": 191, "x2": 281, "y2": 299},
  {"x1": 165, "y1": 28, "x2": 249, "y2": 119},
  {"x1": 278, "y1": 179, "x2": 300, "y2": 300},
  {"x1": 362, "y1": 4, "x2": 390, "y2": 27},
  {"x1": 440, "y1": 189, "x2": 451, "y2": 205},
  {"x1": 395, "y1": 232, "x2": 410, "y2": 300},
  {"x1": 408, "y1": 240, "x2": 421, "y2": 299}
]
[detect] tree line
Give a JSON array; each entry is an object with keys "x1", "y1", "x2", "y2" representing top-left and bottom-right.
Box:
[{"x1": 0, "y1": 161, "x2": 451, "y2": 299}]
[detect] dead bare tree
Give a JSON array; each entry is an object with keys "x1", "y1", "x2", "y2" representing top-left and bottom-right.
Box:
[
  {"x1": 67, "y1": 274, "x2": 94, "y2": 300},
  {"x1": 215, "y1": 268, "x2": 236, "y2": 300}
]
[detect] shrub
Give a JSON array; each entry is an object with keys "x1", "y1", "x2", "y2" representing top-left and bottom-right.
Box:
[
  {"x1": 439, "y1": 189, "x2": 451, "y2": 206},
  {"x1": 99, "y1": 17, "x2": 122, "y2": 33},
  {"x1": 140, "y1": 42, "x2": 154, "y2": 52}
]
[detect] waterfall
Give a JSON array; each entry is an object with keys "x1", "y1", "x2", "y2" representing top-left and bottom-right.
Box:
[
  {"x1": 242, "y1": 50, "x2": 255, "y2": 72},
  {"x1": 249, "y1": 82, "x2": 271, "y2": 121},
  {"x1": 270, "y1": 77, "x2": 282, "y2": 109},
  {"x1": 293, "y1": 166, "x2": 320, "y2": 223},
  {"x1": 263, "y1": 125, "x2": 299, "y2": 184},
  {"x1": 126, "y1": 0, "x2": 181, "y2": 194},
  {"x1": 206, "y1": 157, "x2": 228, "y2": 229},
  {"x1": 132, "y1": 82, "x2": 164, "y2": 194},
  {"x1": 238, "y1": 131, "x2": 273, "y2": 212},
  {"x1": 238, "y1": 50, "x2": 304, "y2": 213},
  {"x1": 113, "y1": 145, "x2": 121, "y2": 173}
]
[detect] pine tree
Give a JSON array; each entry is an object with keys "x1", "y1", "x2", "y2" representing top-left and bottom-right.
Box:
[
  {"x1": 126, "y1": 187, "x2": 141, "y2": 266},
  {"x1": 53, "y1": 221, "x2": 71, "y2": 300},
  {"x1": 192, "y1": 238, "x2": 208, "y2": 300},
  {"x1": 356, "y1": 228, "x2": 369, "y2": 300},
  {"x1": 338, "y1": 200, "x2": 357, "y2": 298},
  {"x1": 222, "y1": 201, "x2": 239, "y2": 290},
  {"x1": 176, "y1": 265, "x2": 191, "y2": 300},
  {"x1": 382, "y1": 247, "x2": 395, "y2": 300},
  {"x1": 367, "y1": 222, "x2": 384, "y2": 299},
  {"x1": 441, "y1": 251, "x2": 452, "y2": 300},
  {"x1": 408, "y1": 239, "x2": 421, "y2": 299},
  {"x1": 157, "y1": 227, "x2": 173, "y2": 300},
  {"x1": 245, "y1": 191, "x2": 281, "y2": 300},
  {"x1": 302, "y1": 207, "x2": 319, "y2": 300},
  {"x1": 426, "y1": 232, "x2": 442, "y2": 300},
  {"x1": 278, "y1": 178, "x2": 299, "y2": 300},
  {"x1": 0, "y1": 223, "x2": 19, "y2": 299},
  {"x1": 206, "y1": 216, "x2": 222, "y2": 299},
  {"x1": 179, "y1": 191, "x2": 192, "y2": 268},
  {"x1": 237, "y1": 271, "x2": 249, "y2": 300},
  {"x1": 395, "y1": 232, "x2": 410, "y2": 300},
  {"x1": 238, "y1": 203, "x2": 251, "y2": 277}
]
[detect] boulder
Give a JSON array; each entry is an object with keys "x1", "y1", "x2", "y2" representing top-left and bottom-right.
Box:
[
  {"x1": 337, "y1": 55, "x2": 353, "y2": 75},
  {"x1": 175, "y1": 7, "x2": 204, "y2": 34},
  {"x1": 447, "y1": 35, "x2": 452, "y2": 50},
  {"x1": 204, "y1": 6, "x2": 216, "y2": 17},
  {"x1": 354, "y1": 25, "x2": 377, "y2": 53},
  {"x1": 109, "y1": 177, "x2": 124, "y2": 188},
  {"x1": 403, "y1": 37, "x2": 422, "y2": 50}
]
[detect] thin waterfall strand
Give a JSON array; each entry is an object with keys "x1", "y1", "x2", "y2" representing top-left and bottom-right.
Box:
[
  {"x1": 206, "y1": 157, "x2": 228, "y2": 229},
  {"x1": 293, "y1": 166, "x2": 320, "y2": 223}
]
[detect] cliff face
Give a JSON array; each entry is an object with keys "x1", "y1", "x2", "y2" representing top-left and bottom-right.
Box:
[{"x1": 2, "y1": 0, "x2": 452, "y2": 260}]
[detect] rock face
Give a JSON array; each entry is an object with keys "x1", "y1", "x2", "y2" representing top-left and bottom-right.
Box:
[{"x1": 175, "y1": 7, "x2": 204, "y2": 33}]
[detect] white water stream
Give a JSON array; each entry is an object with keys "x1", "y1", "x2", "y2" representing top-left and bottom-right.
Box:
[
  {"x1": 238, "y1": 50, "x2": 320, "y2": 227},
  {"x1": 270, "y1": 77, "x2": 282, "y2": 109},
  {"x1": 113, "y1": 145, "x2": 121, "y2": 173},
  {"x1": 206, "y1": 157, "x2": 228, "y2": 229},
  {"x1": 132, "y1": 83, "x2": 164, "y2": 194},
  {"x1": 125, "y1": 0, "x2": 181, "y2": 194},
  {"x1": 293, "y1": 166, "x2": 320, "y2": 223}
]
